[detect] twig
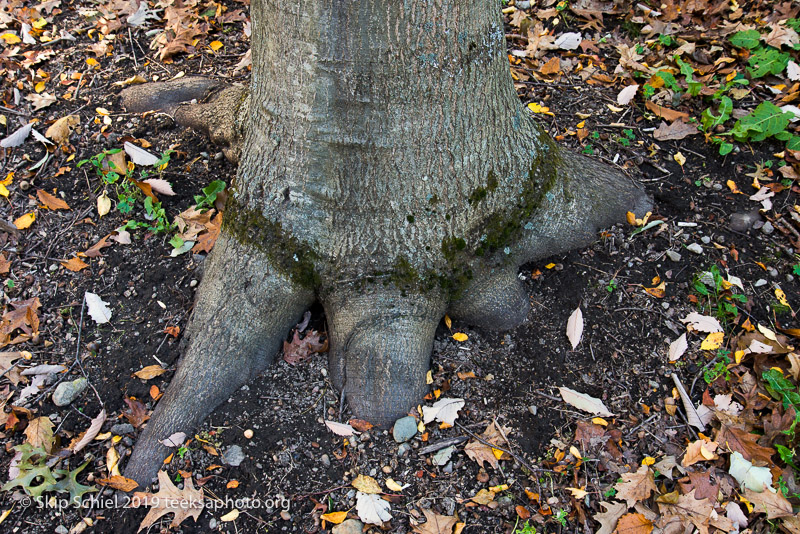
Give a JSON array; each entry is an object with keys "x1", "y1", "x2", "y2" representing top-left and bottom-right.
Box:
[
  {"x1": 455, "y1": 421, "x2": 549, "y2": 474},
  {"x1": 417, "y1": 436, "x2": 468, "y2": 455}
]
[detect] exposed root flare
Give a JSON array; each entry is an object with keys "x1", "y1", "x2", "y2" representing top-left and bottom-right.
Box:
[
  {"x1": 514, "y1": 151, "x2": 653, "y2": 265},
  {"x1": 448, "y1": 268, "x2": 529, "y2": 331},
  {"x1": 120, "y1": 77, "x2": 248, "y2": 164},
  {"x1": 123, "y1": 233, "x2": 313, "y2": 489},
  {"x1": 325, "y1": 288, "x2": 447, "y2": 428}
]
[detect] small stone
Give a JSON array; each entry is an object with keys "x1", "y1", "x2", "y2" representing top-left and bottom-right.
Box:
[
  {"x1": 382, "y1": 465, "x2": 392, "y2": 474},
  {"x1": 787, "y1": 275, "x2": 795, "y2": 283},
  {"x1": 49, "y1": 264, "x2": 58, "y2": 272},
  {"x1": 392, "y1": 416, "x2": 417, "y2": 443},
  {"x1": 209, "y1": 518, "x2": 218, "y2": 529},
  {"x1": 701, "y1": 236, "x2": 711, "y2": 244},
  {"x1": 53, "y1": 377, "x2": 88, "y2": 406},
  {"x1": 189, "y1": 280, "x2": 198, "y2": 288},
  {"x1": 222, "y1": 445, "x2": 245, "y2": 467},
  {"x1": 712, "y1": 183, "x2": 723, "y2": 191},
  {"x1": 528, "y1": 405, "x2": 537, "y2": 416},
  {"x1": 332, "y1": 519, "x2": 364, "y2": 534},
  {"x1": 111, "y1": 423, "x2": 135, "y2": 435},
  {"x1": 320, "y1": 454, "x2": 331, "y2": 468},
  {"x1": 244, "y1": 429, "x2": 254, "y2": 439},
  {"x1": 729, "y1": 211, "x2": 759, "y2": 232},
  {"x1": 214, "y1": 152, "x2": 224, "y2": 161},
  {"x1": 754, "y1": 279, "x2": 768, "y2": 288},
  {"x1": 761, "y1": 222, "x2": 775, "y2": 235},
  {"x1": 661, "y1": 302, "x2": 669, "y2": 310},
  {"x1": 666, "y1": 250, "x2": 681, "y2": 262},
  {"x1": 397, "y1": 443, "x2": 412, "y2": 457},
  {"x1": 19, "y1": 180, "x2": 30, "y2": 191},
  {"x1": 55, "y1": 527, "x2": 68, "y2": 534},
  {"x1": 686, "y1": 243, "x2": 704, "y2": 254},
  {"x1": 768, "y1": 267, "x2": 779, "y2": 278}
]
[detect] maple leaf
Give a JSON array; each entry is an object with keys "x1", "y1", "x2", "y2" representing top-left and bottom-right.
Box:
[
  {"x1": 191, "y1": 211, "x2": 222, "y2": 253},
  {"x1": 282, "y1": 330, "x2": 328, "y2": 365},
  {"x1": 131, "y1": 470, "x2": 204, "y2": 531},
  {"x1": 464, "y1": 422, "x2": 511, "y2": 469},
  {"x1": 412, "y1": 508, "x2": 457, "y2": 534},
  {"x1": 614, "y1": 466, "x2": 657, "y2": 508}
]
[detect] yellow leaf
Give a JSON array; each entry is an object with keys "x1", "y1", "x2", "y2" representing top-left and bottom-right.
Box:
[
  {"x1": 452, "y1": 332, "x2": 468, "y2": 342},
  {"x1": 491, "y1": 447, "x2": 504, "y2": 459},
  {"x1": 132, "y1": 365, "x2": 167, "y2": 380},
  {"x1": 107, "y1": 446, "x2": 121, "y2": 476},
  {"x1": 567, "y1": 487, "x2": 587, "y2": 499},
  {"x1": 673, "y1": 152, "x2": 686, "y2": 166},
  {"x1": 32, "y1": 18, "x2": 47, "y2": 29},
  {"x1": 726, "y1": 180, "x2": 741, "y2": 194},
  {"x1": 351, "y1": 474, "x2": 381, "y2": 494},
  {"x1": 576, "y1": 120, "x2": 586, "y2": 128},
  {"x1": 444, "y1": 314, "x2": 452, "y2": 329},
  {"x1": 385, "y1": 478, "x2": 404, "y2": 492},
  {"x1": 489, "y1": 484, "x2": 508, "y2": 492},
  {"x1": 644, "y1": 281, "x2": 666, "y2": 298},
  {"x1": 86, "y1": 57, "x2": 99, "y2": 67},
  {"x1": 13, "y1": 212, "x2": 35, "y2": 229},
  {"x1": 527, "y1": 102, "x2": 554, "y2": 116},
  {"x1": 426, "y1": 370, "x2": 433, "y2": 384},
  {"x1": 591, "y1": 417, "x2": 608, "y2": 426},
  {"x1": 735, "y1": 350, "x2": 745, "y2": 364},
  {"x1": 1, "y1": 172, "x2": 12, "y2": 186},
  {"x1": 545, "y1": 262, "x2": 556, "y2": 269},
  {"x1": 642, "y1": 457, "x2": 656, "y2": 466},
  {"x1": 321, "y1": 511, "x2": 348, "y2": 524},
  {"x1": 34, "y1": 81, "x2": 45, "y2": 93},
  {"x1": 758, "y1": 323, "x2": 777, "y2": 341},
  {"x1": 209, "y1": 40, "x2": 223, "y2": 51},
  {"x1": 97, "y1": 191, "x2": 111, "y2": 217},
  {"x1": 61, "y1": 257, "x2": 89, "y2": 272},
  {"x1": 700, "y1": 332, "x2": 724, "y2": 351},
  {"x1": 0, "y1": 33, "x2": 21, "y2": 44},
  {"x1": 220, "y1": 509, "x2": 239, "y2": 522},
  {"x1": 95, "y1": 107, "x2": 110, "y2": 116},
  {"x1": 0, "y1": 184, "x2": 8, "y2": 198},
  {"x1": 626, "y1": 211, "x2": 637, "y2": 225},
  {"x1": 775, "y1": 288, "x2": 789, "y2": 307}
]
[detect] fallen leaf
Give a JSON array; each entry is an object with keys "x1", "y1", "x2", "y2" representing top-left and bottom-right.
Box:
[
  {"x1": 421, "y1": 397, "x2": 464, "y2": 425},
  {"x1": 593, "y1": 501, "x2": 627, "y2": 534},
  {"x1": 745, "y1": 485, "x2": 793, "y2": 518},
  {"x1": 85, "y1": 292, "x2": 112, "y2": 324},
  {"x1": 325, "y1": 420, "x2": 358, "y2": 436},
  {"x1": 680, "y1": 312, "x2": 723, "y2": 333},
  {"x1": 470, "y1": 488, "x2": 496, "y2": 505},
  {"x1": 555, "y1": 32, "x2": 582, "y2": 50},
  {"x1": 45, "y1": 115, "x2": 79, "y2": 145},
  {"x1": 13, "y1": 212, "x2": 35, "y2": 230},
  {"x1": 614, "y1": 466, "x2": 656, "y2": 508},
  {"x1": 0, "y1": 122, "x2": 34, "y2": 148},
  {"x1": 26, "y1": 92, "x2": 56, "y2": 110},
  {"x1": 700, "y1": 331, "x2": 724, "y2": 351},
  {"x1": 24, "y1": 416, "x2": 55, "y2": 453},
  {"x1": 539, "y1": 56, "x2": 561, "y2": 75},
  {"x1": 716, "y1": 425, "x2": 775, "y2": 465},
  {"x1": 682, "y1": 438, "x2": 719, "y2": 467},
  {"x1": 61, "y1": 257, "x2": 88, "y2": 272},
  {"x1": 132, "y1": 365, "x2": 167, "y2": 380},
  {"x1": 123, "y1": 397, "x2": 150, "y2": 428},
  {"x1": 71, "y1": 409, "x2": 106, "y2": 453},
  {"x1": 0, "y1": 297, "x2": 41, "y2": 347},
  {"x1": 412, "y1": 509, "x2": 458, "y2": 534},
  {"x1": 673, "y1": 152, "x2": 686, "y2": 167},
  {"x1": 97, "y1": 475, "x2": 139, "y2": 492},
  {"x1": 355, "y1": 491, "x2": 392, "y2": 524},
  {"x1": 352, "y1": 474, "x2": 382, "y2": 494},
  {"x1": 617, "y1": 84, "x2": 639, "y2": 105},
  {"x1": 615, "y1": 513, "x2": 653, "y2": 534},
  {"x1": 558, "y1": 386, "x2": 614, "y2": 417},
  {"x1": 282, "y1": 330, "x2": 327, "y2": 365},
  {"x1": 653, "y1": 120, "x2": 698, "y2": 141},
  {"x1": 131, "y1": 470, "x2": 204, "y2": 531},
  {"x1": 645, "y1": 100, "x2": 689, "y2": 122},
  {"x1": 124, "y1": 141, "x2": 159, "y2": 166},
  {"x1": 464, "y1": 422, "x2": 511, "y2": 469},
  {"x1": 668, "y1": 334, "x2": 687, "y2": 362},
  {"x1": 452, "y1": 332, "x2": 468, "y2": 342},
  {"x1": 97, "y1": 191, "x2": 111, "y2": 217},
  {"x1": 143, "y1": 178, "x2": 175, "y2": 196},
  {"x1": 220, "y1": 509, "x2": 239, "y2": 522},
  {"x1": 566, "y1": 306, "x2": 583, "y2": 349},
  {"x1": 321, "y1": 511, "x2": 348, "y2": 525},
  {"x1": 644, "y1": 281, "x2": 666, "y2": 298},
  {"x1": 729, "y1": 451, "x2": 773, "y2": 492}
]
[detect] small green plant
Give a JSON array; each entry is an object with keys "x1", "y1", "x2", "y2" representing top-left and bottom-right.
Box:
[
  {"x1": 515, "y1": 520, "x2": 537, "y2": 534},
  {"x1": 177, "y1": 444, "x2": 189, "y2": 459},
  {"x1": 703, "y1": 350, "x2": 732, "y2": 384},
  {"x1": 194, "y1": 179, "x2": 226, "y2": 211},
  {"x1": 793, "y1": 263, "x2": 800, "y2": 277},
  {"x1": 603, "y1": 486, "x2": 617, "y2": 498},
  {"x1": 581, "y1": 144, "x2": 594, "y2": 155},
  {"x1": 606, "y1": 279, "x2": 618, "y2": 293},
  {"x1": 554, "y1": 508, "x2": 568, "y2": 527},
  {"x1": 762, "y1": 369, "x2": 800, "y2": 441},
  {"x1": 691, "y1": 265, "x2": 746, "y2": 323}
]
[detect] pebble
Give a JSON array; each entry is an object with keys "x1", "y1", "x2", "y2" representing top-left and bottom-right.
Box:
[
  {"x1": 729, "y1": 211, "x2": 759, "y2": 232},
  {"x1": 333, "y1": 519, "x2": 364, "y2": 534},
  {"x1": 244, "y1": 429, "x2": 254, "y2": 439},
  {"x1": 55, "y1": 527, "x2": 68, "y2": 534},
  {"x1": 686, "y1": 243, "x2": 704, "y2": 254},
  {"x1": 53, "y1": 377, "x2": 88, "y2": 406},
  {"x1": 209, "y1": 518, "x2": 218, "y2": 529},
  {"x1": 49, "y1": 264, "x2": 58, "y2": 272},
  {"x1": 392, "y1": 416, "x2": 418, "y2": 443},
  {"x1": 754, "y1": 279, "x2": 768, "y2": 288},
  {"x1": 397, "y1": 443, "x2": 412, "y2": 457},
  {"x1": 222, "y1": 445, "x2": 245, "y2": 467},
  {"x1": 321, "y1": 454, "x2": 331, "y2": 468},
  {"x1": 189, "y1": 280, "x2": 198, "y2": 288},
  {"x1": 111, "y1": 423, "x2": 135, "y2": 435},
  {"x1": 768, "y1": 267, "x2": 779, "y2": 278},
  {"x1": 712, "y1": 183, "x2": 723, "y2": 191},
  {"x1": 666, "y1": 250, "x2": 681, "y2": 262},
  {"x1": 382, "y1": 465, "x2": 392, "y2": 474},
  {"x1": 701, "y1": 236, "x2": 711, "y2": 244},
  {"x1": 788, "y1": 275, "x2": 795, "y2": 283},
  {"x1": 761, "y1": 221, "x2": 775, "y2": 235},
  {"x1": 661, "y1": 302, "x2": 670, "y2": 310},
  {"x1": 527, "y1": 405, "x2": 537, "y2": 416}
]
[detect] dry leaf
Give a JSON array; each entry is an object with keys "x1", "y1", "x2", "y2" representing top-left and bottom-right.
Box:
[
  {"x1": 97, "y1": 475, "x2": 139, "y2": 492},
  {"x1": 132, "y1": 470, "x2": 204, "y2": 531},
  {"x1": 464, "y1": 422, "x2": 511, "y2": 469},
  {"x1": 644, "y1": 100, "x2": 689, "y2": 122},
  {"x1": 653, "y1": 120, "x2": 698, "y2": 141},
  {"x1": 132, "y1": 365, "x2": 166, "y2": 380},
  {"x1": 452, "y1": 332, "x2": 468, "y2": 342},
  {"x1": 744, "y1": 486, "x2": 793, "y2": 519},
  {"x1": 671, "y1": 373, "x2": 706, "y2": 430},
  {"x1": 412, "y1": 509, "x2": 458, "y2": 534},
  {"x1": 97, "y1": 191, "x2": 111, "y2": 217},
  {"x1": 614, "y1": 466, "x2": 656, "y2": 508},
  {"x1": 352, "y1": 474, "x2": 382, "y2": 494},
  {"x1": 680, "y1": 312, "x2": 723, "y2": 333},
  {"x1": 470, "y1": 488, "x2": 496, "y2": 505},
  {"x1": 617, "y1": 84, "x2": 639, "y2": 105},
  {"x1": 558, "y1": 386, "x2": 614, "y2": 417},
  {"x1": 24, "y1": 416, "x2": 55, "y2": 453},
  {"x1": 72, "y1": 409, "x2": 106, "y2": 453},
  {"x1": 668, "y1": 334, "x2": 687, "y2": 362},
  {"x1": 700, "y1": 331, "x2": 724, "y2": 351},
  {"x1": 85, "y1": 292, "x2": 112, "y2": 324},
  {"x1": 13, "y1": 212, "x2": 35, "y2": 230},
  {"x1": 615, "y1": 513, "x2": 653, "y2": 534},
  {"x1": 355, "y1": 492, "x2": 392, "y2": 524},
  {"x1": 325, "y1": 420, "x2": 358, "y2": 436},
  {"x1": 37, "y1": 189, "x2": 70, "y2": 210},
  {"x1": 566, "y1": 306, "x2": 583, "y2": 349},
  {"x1": 321, "y1": 511, "x2": 348, "y2": 524},
  {"x1": 124, "y1": 141, "x2": 159, "y2": 166},
  {"x1": 45, "y1": 115, "x2": 79, "y2": 145},
  {"x1": 220, "y1": 509, "x2": 239, "y2": 522},
  {"x1": 61, "y1": 256, "x2": 88, "y2": 272},
  {"x1": 682, "y1": 438, "x2": 719, "y2": 467},
  {"x1": 594, "y1": 501, "x2": 627, "y2": 534},
  {"x1": 421, "y1": 397, "x2": 464, "y2": 425}
]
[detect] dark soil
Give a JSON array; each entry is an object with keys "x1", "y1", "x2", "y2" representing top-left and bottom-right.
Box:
[{"x1": 0, "y1": 1, "x2": 798, "y2": 533}]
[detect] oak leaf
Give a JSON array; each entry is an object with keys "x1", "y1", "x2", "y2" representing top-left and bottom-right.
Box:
[
  {"x1": 614, "y1": 466, "x2": 656, "y2": 508},
  {"x1": 715, "y1": 425, "x2": 774, "y2": 466},
  {"x1": 412, "y1": 508, "x2": 458, "y2": 534},
  {"x1": 282, "y1": 330, "x2": 328, "y2": 366},
  {"x1": 464, "y1": 422, "x2": 511, "y2": 469},
  {"x1": 24, "y1": 416, "x2": 54, "y2": 453},
  {"x1": 594, "y1": 501, "x2": 627, "y2": 534},
  {"x1": 132, "y1": 470, "x2": 204, "y2": 531},
  {"x1": 655, "y1": 489, "x2": 712, "y2": 534},
  {"x1": 97, "y1": 475, "x2": 139, "y2": 492},
  {"x1": 745, "y1": 485, "x2": 793, "y2": 519}
]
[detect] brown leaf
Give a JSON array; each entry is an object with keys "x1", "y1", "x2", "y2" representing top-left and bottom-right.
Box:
[
  {"x1": 45, "y1": 115, "x2": 80, "y2": 145},
  {"x1": 745, "y1": 486, "x2": 794, "y2": 519},
  {"x1": 71, "y1": 409, "x2": 106, "y2": 453},
  {"x1": 677, "y1": 468, "x2": 719, "y2": 500},
  {"x1": 123, "y1": 397, "x2": 150, "y2": 428},
  {"x1": 464, "y1": 422, "x2": 511, "y2": 469},
  {"x1": 539, "y1": 56, "x2": 561, "y2": 75},
  {"x1": 0, "y1": 252, "x2": 10, "y2": 275},
  {"x1": 164, "y1": 325, "x2": 180, "y2": 338},
  {"x1": 24, "y1": 416, "x2": 55, "y2": 453},
  {"x1": 594, "y1": 501, "x2": 627, "y2": 534},
  {"x1": 349, "y1": 419, "x2": 374, "y2": 432},
  {"x1": 192, "y1": 211, "x2": 222, "y2": 253},
  {"x1": 84, "y1": 234, "x2": 112, "y2": 258},
  {"x1": 131, "y1": 470, "x2": 204, "y2": 530},
  {"x1": 656, "y1": 489, "x2": 712, "y2": 534},
  {"x1": 614, "y1": 466, "x2": 656, "y2": 508},
  {"x1": 681, "y1": 438, "x2": 719, "y2": 467},
  {"x1": 61, "y1": 256, "x2": 89, "y2": 272},
  {"x1": 97, "y1": 475, "x2": 139, "y2": 492},
  {"x1": 282, "y1": 330, "x2": 328, "y2": 366},
  {"x1": 412, "y1": 508, "x2": 458, "y2": 534},
  {"x1": 652, "y1": 120, "x2": 699, "y2": 141},
  {"x1": 132, "y1": 365, "x2": 167, "y2": 380},
  {"x1": 614, "y1": 513, "x2": 653, "y2": 534},
  {"x1": 715, "y1": 425, "x2": 774, "y2": 466},
  {"x1": 645, "y1": 101, "x2": 689, "y2": 122},
  {"x1": 0, "y1": 297, "x2": 41, "y2": 348},
  {"x1": 37, "y1": 189, "x2": 70, "y2": 210}
]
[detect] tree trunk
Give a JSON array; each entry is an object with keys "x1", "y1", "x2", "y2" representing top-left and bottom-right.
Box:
[{"x1": 122, "y1": 0, "x2": 650, "y2": 487}]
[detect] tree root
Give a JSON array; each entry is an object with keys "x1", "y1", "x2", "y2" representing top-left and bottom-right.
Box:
[
  {"x1": 121, "y1": 77, "x2": 247, "y2": 163},
  {"x1": 324, "y1": 288, "x2": 447, "y2": 427},
  {"x1": 123, "y1": 234, "x2": 313, "y2": 488},
  {"x1": 448, "y1": 268, "x2": 529, "y2": 331}
]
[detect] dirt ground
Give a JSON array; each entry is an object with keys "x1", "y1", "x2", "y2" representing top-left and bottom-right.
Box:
[{"x1": 0, "y1": 1, "x2": 799, "y2": 533}]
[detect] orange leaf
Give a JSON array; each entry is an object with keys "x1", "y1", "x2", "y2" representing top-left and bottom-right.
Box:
[
  {"x1": 644, "y1": 281, "x2": 666, "y2": 298},
  {"x1": 37, "y1": 189, "x2": 70, "y2": 210},
  {"x1": 164, "y1": 326, "x2": 180, "y2": 338},
  {"x1": 97, "y1": 475, "x2": 140, "y2": 492},
  {"x1": 149, "y1": 385, "x2": 161, "y2": 400},
  {"x1": 13, "y1": 212, "x2": 35, "y2": 230},
  {"x1": 226, "y1": 480, "x2": 239, "y2": 489},
  {"x1": 539, "y1": 56, "x2": 561, "y2": 75},
  {"x1": 132, "y1": 365, "x2": 167, "y2": 380},
  {"x1": 645, "y1": 101, "x2": 689, "y2": 122},
  {"x1": 61, "y1": 256, "x2": 88, "y2": 272}
]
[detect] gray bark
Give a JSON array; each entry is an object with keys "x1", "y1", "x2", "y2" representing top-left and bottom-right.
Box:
[{"x1": 122, "y1": 0, "x2": 650, "y2": 487}]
